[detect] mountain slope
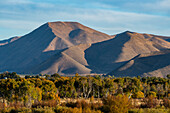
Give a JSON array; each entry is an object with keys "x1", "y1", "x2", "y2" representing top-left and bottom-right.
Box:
[
  {"x1": 0, "y1": 22, "x2": 111, "y2": 73},
  {"x1": 84, "y1": 31, "x2": 170, "y2": 73},
  {"x1": 0, "y1": 36, "x2": 21, "y2": 46},
  {"x1": 108, "y1": 49, "x2": 170, "y2": 77},
  {"x1": 29, "y1": 43, "x2": 92, "y2": 74},
  {"x1": 30, "y1": 31, "x2": 170, "y2": 75},
  {"x1": 0, "y1": 22, "x2": 170, "y2": 76},
  {"x1": 143, "y1": 34, "x2": 170, "y2": 42},
  {"x1": 44, "y1": 22, "x2": 111, "y2": 51}
]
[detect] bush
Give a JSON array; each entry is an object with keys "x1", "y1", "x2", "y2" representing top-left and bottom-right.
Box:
[
  {"x1": 32, "y1": 100, "x2": 58, "y2": 108},
  {"x1": 102, "y1": 95, "x2": 131, "y2": 113},
  {"x1": 128, "y1": 109, "x2": 143, "y2": 113},
  {"x1": 10, "y1": 108, "x2": 32, "y2": 113},
  {"x1": 90, "y1": 96, "x2": 94, "y2": 103},
  {"x1": 65, "y1": 99, "x2": 91, "y2": 109},
  {"x1": 0, "y1": 107, "x2": 31, "y2": 113},
  {"x1": 143, "y1": 95, "x2": 159, "y2": 108},
  {"x1": 76, "y1": 99, "x2": 91, "y2": 109},
  {"x1": 128, "y1": 108, "x2": 170, "y2": 113},
  {"x1": 148, "y1": 91, "x2": 157, "y2": 98},
  {"x1": 65, "y1": 102, "x2": 77, "y2": 108},
  {"x1": 0, "y1": 102, "x2": 4, "y2": 109},
  {"x1": 163, "y1": 98, "x2": 170, "y2": 108},
  {"x1": 82, "y1": 107, "x2": 102, "y2": 113},
  {"x1": 32, "y1": 107, "x2": 55, "y2": 113},
  {"x1": 65, "y1": 99, "x2": 102, "y2": 111},
  {"x1": 55, "y1": 106, "x2": 101, "y2": 113},
  {"x1": 91, "y1": 103, "x2": 103, "y2": 110},
  {"x1": 54, "y1": 106, "x2": 82, "y2": 113}
]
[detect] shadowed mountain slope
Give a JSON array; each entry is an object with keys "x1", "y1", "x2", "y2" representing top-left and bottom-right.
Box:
[
  {"x1": 0, "y1": 36, "x2": 21, "y2": 46},
  {"x1": 84, "y1": 31, "x2": 170, "y2": 73},
  {"x1": 30, "y1": 44, "x2": 92, "y2": 74},
  {"x1": 108, "y1": 49, "x2": 170, "y2": 77},
  {"x1": 0, "y1": 22, "x2": 170, "y2": 76},
  {"x1": 0, "y1": 22, "x2": 111, "y2": 73},
  {"x1": 31, "y1": 31, "x2": 170, "y2": 75}
]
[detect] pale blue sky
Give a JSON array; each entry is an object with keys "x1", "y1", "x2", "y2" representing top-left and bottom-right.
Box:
[{"x1": 0, "y1": 0, "x2": 170, "y2": 40}]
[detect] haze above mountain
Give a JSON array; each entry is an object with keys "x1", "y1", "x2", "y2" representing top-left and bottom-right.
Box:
[{"x1": 0, "y1": 21, "x2": 170, "y2": 77}]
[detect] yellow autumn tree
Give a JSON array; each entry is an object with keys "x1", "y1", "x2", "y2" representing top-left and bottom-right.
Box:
[
  {"x1": 132, "y1": 91, "x2": 144, "y2": 99},
  {"x1": 102, "y1": 94, "x2": 131, "y2": 113}
]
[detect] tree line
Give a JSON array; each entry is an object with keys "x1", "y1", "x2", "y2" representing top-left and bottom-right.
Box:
[{"x1": 0, "y1": 72, "x2": 169, "y2": 100}]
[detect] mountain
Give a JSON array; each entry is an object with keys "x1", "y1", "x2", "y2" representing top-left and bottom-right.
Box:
[
  {"x1": 0, "y1": 21, "x2": 111, "y2": 73},
  {"x1": 0, "y1": 36, "x2": 21, "y2": 46},
  {"x1": 84, "y1": 31, "x2": 170, "y2": 73},
  {"x1": 143, "y1": 34, "x2": 170, "y2": 42},
  {"x1": 0, "y1": 21, "x2": 170, "y2": 76},
  {"x1": 107, "y1": 49, "x2": 170, "y2": 77},
  {"x1": 30, "y1": 31, "x2": 170, "y2": 75}
]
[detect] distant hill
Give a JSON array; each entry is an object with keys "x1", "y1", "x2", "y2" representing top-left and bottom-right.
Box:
[
  {"x1": 0, "y1": 36, "x2": 20, "y2": 46},
  {"x1": 144, "y1": 34, "x2": 170, "y2": 42},
  {"x1": 84, "y1": 31, "x2": 170, "y2": 74},
  {"x1": 0, "y1": 21, "x2": 170, "y2": 77},
  {"x1": 107, "y1": 49, "x2": 170, "y2": 77}
]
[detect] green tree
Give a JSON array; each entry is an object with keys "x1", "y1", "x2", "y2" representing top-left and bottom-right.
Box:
[{"x1": 167, "y1": 74, "x2": 170, "y2": 79}]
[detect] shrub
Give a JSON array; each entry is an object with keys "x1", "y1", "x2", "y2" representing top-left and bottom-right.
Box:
[
  {"x1": 32, "y1": 100, "x2": 58, "y2": 108},
  {"x1": 90, "y1": 96, "x2": 94, "y2": 103},
  {"x1": 143, "y1": 95, "x2": 159, "y2": 108},
  {"x1": 168, "y1": 93, "x2": 170, "y2": 98},
  {"x1": 148, "y1": 91, "x2": 157, "y2": 98},
  {"x1": 0, "y1": 108, "x2": 13, "y2": 113},
  {"x1": 128, "y1": 109, "x2": 143, "y2": 113},
  {"x1": 54, "y1": 106, "x2": 82, "y2": 113},
  {"x1": 65, "y1": 99, "x2": 102, "y2": 111},
  {"x1": 0, "y1": 107, "x2": 31, "y2": 113},
  {"x1": 55, "y1": 106, "x2": 101, "y2": 113},
  {"x1": 91, "y1": 103, "x2": 103, "y2": 110},
  {"x1": 10, "y1": 108, "x2": 31, "y2": 113},
  {"x1": 32, "y1": 107, "x2": 55, "y2": 113},
  {"x1": 76, "y1": 99, "x2": 91, "y2": 109},
  {"x1": 129, "y1": 108, "x2": 170, "y2": 113},
  {"x1": 65, "y1": 99, "x2": 91, "y2": 109},
  {"x1": 65, "y1": 102, "x2": 77, "y2": 108},
  {"x1": 83, "y1": 107, "x2": 102, "y2": 113},
  {"x1": 163, "y1": 98, "x2": 170, "y2": 108},
  {"x1": 102, "y1": 95, "x2": 131, "y2": 113},
  {"x1": 0, "y1": 102, "x2": 4, "y2": 109}
]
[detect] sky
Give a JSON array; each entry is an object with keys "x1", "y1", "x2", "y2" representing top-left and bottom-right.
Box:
[{"x1": 0, "y1": 0, "x2": 170, "y2": 40}]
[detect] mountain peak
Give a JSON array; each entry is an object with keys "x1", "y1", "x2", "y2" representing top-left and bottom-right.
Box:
[
  {"x1": 47, "y1": 21, "x2": 81, "y2": 26},
  {"x1": 122, "y1": 31, "x2": 135, "y2": 34},
  {"x1": 46, "y1": 21, "x2": 88, "y2": 33}
]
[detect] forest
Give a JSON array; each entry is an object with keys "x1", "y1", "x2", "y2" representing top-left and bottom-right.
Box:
[{"x1": 0, "y1": 72, "x2": 169, "y2": 113}]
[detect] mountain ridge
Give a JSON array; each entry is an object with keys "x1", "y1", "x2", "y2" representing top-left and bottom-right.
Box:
[
  {"x1": 0, "y1": 21, "x2": 170, "y2": 77},
  {"x1": 108, "y1": 49, "x2": 170, "y2": 77}
]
